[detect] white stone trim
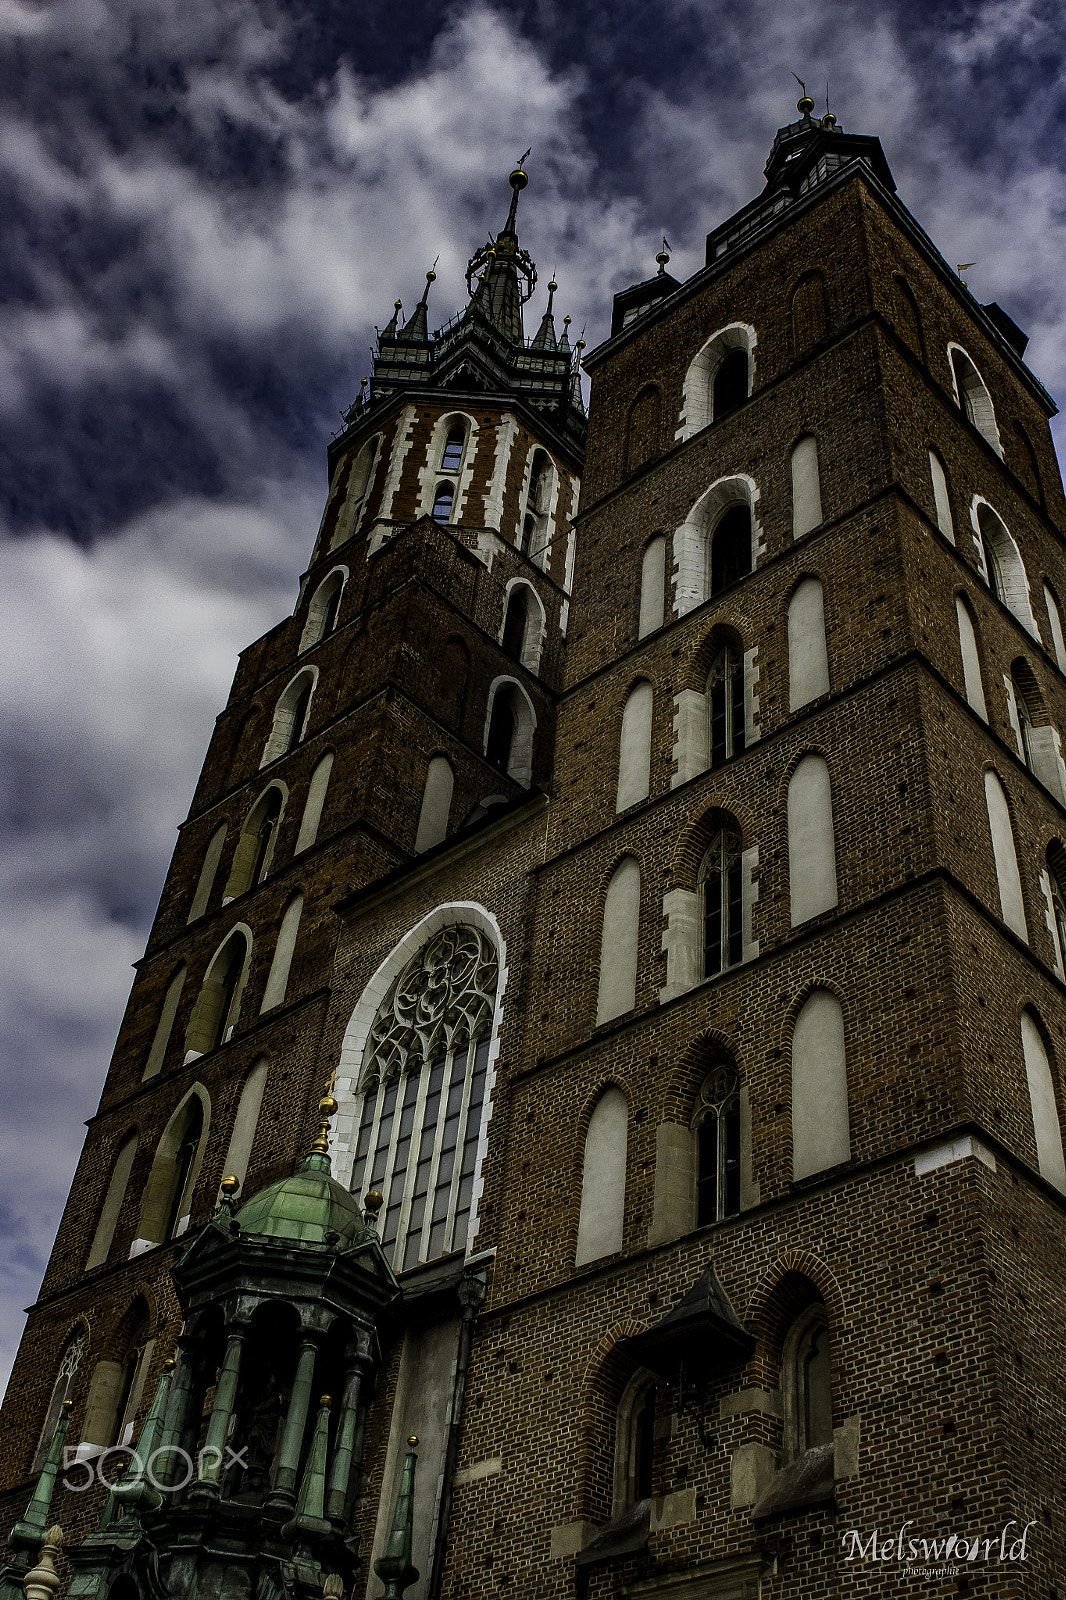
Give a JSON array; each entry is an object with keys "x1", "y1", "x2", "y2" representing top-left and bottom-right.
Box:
[
  {"x1": 671, "y1": 474, "x2": 761, "y2": 618},
  {"x1": 416, "y1": 410, "x2": 480, "y2": 523},
  {"x1": 485, "y1": 411, "x2": 517, "y2": 531},
  {"x1": 948, "y1": 341, "x2": 1002, "y2": 456},
  {"x1": 500, "y1": 578, "x2": 547, "y2": 674},
  {"x1": 677, "y1": 321, "x2": 757, "y2": 441},
  {"x1": 971, "y1": 496, "x2": 1037, "y2": 637},
  {"x1": 484, "y1": 676, "x2": 537, "y2": 787}
]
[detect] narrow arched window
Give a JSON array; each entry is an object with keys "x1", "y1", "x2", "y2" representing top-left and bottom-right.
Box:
[
  {"x1": 225, "y1": 785, "x2": 286, "y2": 898},
  {"x1": 86, "y1": 1131, "x2": 139, "y2": 1269},
  {"x1": 787, "y1": 754, "x2": 838, "y2": 925},
  {"x1": 432, "y1": 481, "x2": 455, "y2": 523},
  {"x1": 928, "y1": 450, "x2": 953, "y2": 540},
  {"x1": 788, "y1": 578, "x2": 830, "y2": 711},
  {"x1": 486, "y1": 688, "x2": 516, "y2": 772},
  {"x1": 791, "y1": 436, "x2": 822, "y2": 537},
  {"x1": 249, "y1": 789, "x2": 283, "y2": 885},
  {"x1": 261, "y1": 894, "x2": 303, "y2": 1013},
  {"x1": 188, "y1": 823, "x2": 227, "y2": 922},
  {"x1": 81, "y1": 1301, "x2": 152, "y2": 1451},
  {"x1": 613, "y1": 1371, "x2": 657, "y2": 1514},
  {"x1": 955, "y1": 595, "x2": 987, "y2": 720},
  {"x1": 575, "y1": 1086, "x2": 628, "y2": 1265},
  {"x1": 692, "y1": 1064, "x2": 741, "y2": 1224},
  {"x1": 32, "y1": 1329, "x2": 85, "y2": 1472},
  {"x1": 220, "y1": 1058, "x2": 269, "y2": 1193},
  {"x1": 440, "y1": 423, "x2": 466, "y2": 472},
  {"x1": 626, "y1": 386, "x2": 662, "y2": 472},
  {"x1": 616, "y1": 680, "x2": 653, "y2": 811},
  {"x1": 519, "y1": 514, "x2": 536, "y2": 555},
  {"x1": 351, "y1": 924, "x2": 499, "y2": 1269},
  {"x1": 523, "y1": 451, "x2": 555, "y2": 562},
  {"x1": 414, "y1": 755, "x2": 454, "y2": 852},
  {"x1": 710, "y1": 505, "x2": 752, "y2": 593},
  {"x1": 791, "y1": 272, "x2": 827, "y2": 350},
  {"x1": 325, "y1": 434, "x2": 379, "y2": 551},
  {"x1": 1047, "y1": 847, "x2": 1066, "y2": 976},
  {"x1": 1012, "y1": 667, "x2": 1038, "y2": 771},
  {"x1": 707, "y1": 645, "x2": 744, "y2": 765},
  {"x1": 699, "y1": 828, "x2": 743, "y2": 977},
  {"x1": 784, "y1": 1303, "x2": 833, "y2": 1457},
  {"x1": 143, "y1": 964, "x2": 186, "y2": 1080},
  {"x1": 185, "y1": 931, "x2": 251, "y2": 1056},
  {"x1": 164, "y1": 1098, "x2": 204, "y2": 1240},
  {"x1": 596, "y1": 857, "x2": 641, "y2": 1025},
  {"x1": 983, "y1": 771, "x2": 1027, "y2": 940},
  {"x1": 132, "y1": 1093, "x2": 210, "y2": 1251},
  {"x1": 300, "y1": 569, "x2": 346, "y2": 652},
  {"x1": 792, "y1": 990, "x2": 850, "y2": 1178},
  {"x1": 1020, "y1": 1011, "x2": 1066, "y2": 1192},
  {"x1": 295, "y1": 752, "x2": 333, "y2": 853},
  {"x1": 110, "y1": 1306, "x2": 151, "y2": 1446},
  {"x1": 262, "y1": 672, "x2": 316, "y2": 765},
  {"x1": 638, "y1": 536, "x2": 666, "y2": 638},
  {"x1": 1044, "y1": 583, "x2": 1066, "y2": 672},
  {"x1": 712, "y1": 349, "x2": 748, "y2": 420},
  {"x1": 502, "y1": 588, "x2": 528, "y2": 659},
  {"x1": 950, "y1": 346, "x2": 1001, "y2": 454}
]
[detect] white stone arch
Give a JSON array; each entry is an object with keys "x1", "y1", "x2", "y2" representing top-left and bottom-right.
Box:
[
  {"x1": 791, "y1": 988, "x2": 850, "y2": 1180},
  {"x1": 616, "y1": 678, "x2": 654, "y2": 811},
  {"x1": 596, "y1": 856, "x2": 641, "y2": 1025},
  {"x1": 1043, "y1": 582, "x2": 1066, "y2": 673},
  {"x1": 678, "y1": 321, "x2": 757, "y2": 440},
  {"x1": 295, "y1": 752, "x2": 334, "y2": 853},
  {"x1": 1020, "y1": 1009, "x2": 1066, "y2": 1192},
  {"x1": 131, "y1": 1081, "x2": 212, "y2": 1252},
  {"x1": 331, "y1": 902, "x2": 508, "y2": 1254},
  {"x1": 983, "y1": 769, "x2": 1028, "y2": 940},
  {"x1": 948, "y1": 342, "x2": 1001, "y2": 455},
  {"x1": 970, "y1": 497, "x2": 1037, "y2": 636},
  {"x1": 790, "y1": 434, "x2": 823, "y2": 539},
  {"x1": 328, "y1": 433, "x2": 382, "y2": 551},
  {"x1": 86, "y1": 1129, "x2": 139, "y2": 1270},
  {"x1": 261, "y1": 892, "x2": 304, "y2": 1012},
  {"x1": 499, "y1": 577, "x2": 547, "y2": 673},
  {"x1": 220, "y1": 1056, "x2": 270, "y2": 1197},
  {"x1": 787, "y1": 752, "x2": 839, "y2": 925},
  {"x1": 575, "y1": 1085, "x2": 628, "y2": 1265},
  {"x1": 638, "y1": 534, "x2": 667, "y2": 638},
  {"x1": 517, "y1": 442, "x2": 560, "y2": 567},
  {"x1": 417, "y1": 410, "x2": 480, "y2": 524},
  {"x1": 188, "y1": 822, "x2": 227, "y2": 923},
  {"x1": 787, "y1": 575, "x2": 830, "y2": 710},
  {"x1": 483, "y1": 675, "x2": 537, "y2": 787},
  {"x1": 414, "y1": 753, "x2": 455, "y2": 852},
  {"x1": 954, "y1": 591, "x2": 988, "y2": 721},
  {"x1": 299, "y1": 566, "x2": 348, "y2": 653},
  {"x1": 672, "y1": 474, "x2": 762, "y2": 618},
  {"x1": 224, "y1": 779, "x2": 289, "y2": 899},
  {"x1": 184, "y1": 922, "x2": 254, "y2": 1059},
  {"x1": 261, "y1": 667, "x2": 318, "y2": 766},
  {"x1": 928, "y1": 448, "x2": 954, "y2": 542}
]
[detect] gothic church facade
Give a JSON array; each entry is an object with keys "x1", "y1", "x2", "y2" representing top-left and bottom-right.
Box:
[{"x1": 2, "y1": 102, "x2": 1066, "y2": 1598}]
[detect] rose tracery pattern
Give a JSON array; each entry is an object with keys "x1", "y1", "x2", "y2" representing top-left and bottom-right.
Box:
[{"x1": 361, "y1": 924, "x2": 498, "y2": 1090}]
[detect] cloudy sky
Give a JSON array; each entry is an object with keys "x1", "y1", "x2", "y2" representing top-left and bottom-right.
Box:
[{"x1": 1, "y1": 0, "x2": 1064, "y2": 1396}]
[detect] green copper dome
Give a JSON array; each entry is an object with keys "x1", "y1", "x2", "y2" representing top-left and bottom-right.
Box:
[{"x1": 234, "y1": 1152, "x2": 368, "y2": 1247}]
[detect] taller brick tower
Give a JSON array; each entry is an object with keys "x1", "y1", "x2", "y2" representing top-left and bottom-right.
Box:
[{"x1": 4, "y1": 103, "x2": 1066, "y2": 1600}]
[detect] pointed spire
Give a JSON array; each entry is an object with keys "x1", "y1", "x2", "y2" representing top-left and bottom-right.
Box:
[
  {"x1": 401, "y1": 263, "x2": 437, "y2": 340},
  {"x1": 373, "y1": 1437, "x2": 420, "y2": 1598},
  {"x1": 531, "y1": 277, "x2": 558, "y2": 350},
  {"x1": 465, "y1": 157, "x2": 537, "y2": 345},
  {"x1": 7, "y1": 1404, "x2": 73, "y2": 1553},
  {"x1": 301, "y1": 1093, "x2": 338, "y2": 1176},
  {"x1": 656, "y1": 237, "x2": 671, "y2": 276},
  {"x1": 281, "y1": 1396, "x2": 332, "y2": 1539},
  {"x1": 380, "y1": 300, "x2": 403, "y2": 339},
  {"x1": 559, "y1": 314, "x2": 571, "y2": 354},
  {"x1": 108, "y1": 1358, "x2": 174, "y2": 1523}
]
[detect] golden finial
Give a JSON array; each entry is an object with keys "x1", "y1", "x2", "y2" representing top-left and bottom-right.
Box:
[
  {"x1": 163, "y1": 1358, "x2": 176, "y2": 1372},
  {"x1": 575, "y1": 338, "x2": 586, "y2": 352},
  {"x1": 957, "y1": 262, "x2": 975, "y2": 286},
  {"x1": 320, "y1": 1395, "x2": 332, "y2": 1407},
  {"x1": 310, "y1": 1093, "x2": 338, "y2": 1158},
  {"x1": 509, "y1": 148, "x2": 531, "y2": 190},
  {"x1": 220, "y1": 1174, "x2": 240, "y2": 1197},
  {"x1": 407, "y1": 1435, "x2": 419, "y2": 1447},
  {"x1": 792, "y1": 73, "x2": 814, "y2": 115},
  {"x1": 656, "y1": 236, "x2": 671, "y2": 275},
  {"x1": 364, "y1": 1189, "x2": 384, "y2": 1213},
  {"x1": 563, "y1": 315, "x2": 571, "y2": 329}
]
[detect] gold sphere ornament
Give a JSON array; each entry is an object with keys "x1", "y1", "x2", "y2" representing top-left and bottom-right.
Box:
[
  {"x1": 798, "y1": 95, "x2": 814, "y2": 114},
  {"x1": 364, "y1": 1189, "x2": 384, "y2": 1212},
  {"x1": 408, "y1": 1435, "x2": 419, "y2": 1447},
  {"x1": 220, "y1": 1175, "x2": 241, "y2": 1196},
  {"x1": 509, "y1": 167, "x2": 528, "y2": 192},
  {"x1": 319, "y1": 1094, "x2": 338, "y2": 1118}
]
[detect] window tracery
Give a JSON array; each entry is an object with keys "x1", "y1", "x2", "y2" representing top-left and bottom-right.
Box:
[{"x1": 692, "y1": 1064, "x2": 741, "y2": 1224}]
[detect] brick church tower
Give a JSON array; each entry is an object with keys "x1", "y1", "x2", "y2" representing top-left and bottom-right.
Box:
[{"x1": 3, "y1": 101, "x2": 1066, "y2": 1598}]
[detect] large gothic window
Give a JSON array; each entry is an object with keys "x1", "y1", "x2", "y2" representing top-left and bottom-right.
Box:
[
  {"x1": 699, "y1": 828, "x2": 743, "y2": 977},
  {"x1": 351, "y1": 926, "x2": 498, "y2": 1272},
  {"x1": 692, "y1": 1064, "x2": 741, "y2": 1225},
  {"x1": 32, "y1": 1329, "x2": 85, "y2": 1472},
  {"x1": 707, "y1": 645, "x2": 744, "y2": 765}
]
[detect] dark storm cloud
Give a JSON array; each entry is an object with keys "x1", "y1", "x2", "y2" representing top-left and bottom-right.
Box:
[{"x1": 1, "y1": 0, "x2": 1064, "y2": 1392}]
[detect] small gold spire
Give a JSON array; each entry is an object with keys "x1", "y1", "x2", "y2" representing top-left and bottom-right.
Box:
[
  {"x1": 509, "y1": 148, "x2": 531, "y2": 190},
  {"x1": 220, "y1": 1174, "x2": 240, "y2": 1196},
  {"x1": 407, "y1": 1435, "x2": 419, "y2": 1447},
  {"x1": 163, "y1": 1358, "x2": 176, "y2": 1372},
  {"x1": 320, "y1": 1395, "x2": 332, "y2": 1407},
  {"x1": 656, "y1": 235, "x2": 671, "y2": 275},
  {"x1": 310, "y1": 1093, "x2": 338, "y2": 1157}
]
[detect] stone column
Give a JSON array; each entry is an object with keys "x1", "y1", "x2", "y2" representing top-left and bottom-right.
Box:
[
  {"x1": 193, "y1": 1327, "x2": 246, "y2": 1495},
  {"x1": 325, "y1": 1349, "x2": 373, "y2": 1520},
  {"x1": 268, "y1": 1335, "x2": 319, "y2": 1508}
]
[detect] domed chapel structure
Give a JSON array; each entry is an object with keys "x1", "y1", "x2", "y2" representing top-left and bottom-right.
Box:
[{"x1": 2, "y1": 99, "x2": 1066, "y2": 1596}]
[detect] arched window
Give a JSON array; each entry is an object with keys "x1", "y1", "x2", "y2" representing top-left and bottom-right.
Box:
[
  {"x1": 85, "y1": 1302, "x2": 151, "y2": 1449},
  {"x1": 596, "y1": 857, "x2": 641, "y2": 1025},
  {"x1": 788, "y1": 578, "x2": 830, "y2": 711},
  {"x1": 184, "y1": 929, "x2": 252, "y2": 1056},
  {"x1": 692, "y1": 1063, "x2": 741, "y2": 1224},
  {"x1": 680, "y1": 325, "x2": 755, "y2": 439},
  {"x1": 616, "y1": 680, "x2": 653, "y2": 811},
  {"x1": 792, "y1": 989, "x2": 850, "y2": 1178},
  {"x1": 295, "y1": 752, "x2": 334, "y2": 853},
  {"x1": 892, "y1": 276, "x2": 924, "y2": 357},
  {"x1": 709, "y1": 504, "x2": 752, "y2": 593},
  {"x1": 712, "y1": 349, "x2": 748, "y2": 421},
  {"x1": 928, "y1": 450, "x2": 954, "y2": 541},
  {"x1": 1008, "y1": 659, "x2": 1064, "y2": 800},
  {"x1": 638, "y1": 536, "x2": 666, "y2": 638},
  {"x1": 1020, "y1": 1011, "x2": 1066, "y2": 1192},
  {"x1": 414, "y1": 755, "x2": 454, "y2": 852},
  {"x1": 983, "y1": 771, "x2": 1027, "y2": 940},
  {"x1": 86, "y1": 1131, "x2": 139, "y2": 1269},
  {"x1": 327, "y1": 435, "x2": 380, "y2": 551},
  {"x1": 791, "y1": 436, "x2": 822, "y2": 538},
  {"x1": 432, "y1": 481, "x2": 455, "y2": 523},
  {"x1": 1044, "y1": 584, "x2": 1066, "y2": 673},
  {"x1": 575, "y1": 1086, "x2": 628, "y2": 1265},
  {"x1": 261, "y1": 894, "x2": 303, "y2": 1013},
  {"x1": 440, "y1": 422, "x2": 466, "y2": 472},
  {"x1": 1012, "y1": 663, "x2": 1038, "y2": 771},
  {"x1": 132, "y1": 1093, "x2": 211, "y2": 1252},
  {"x1": 486, "y1": 688, "x2": 516, "y2": 773},
  {"x1": 787, "y1": 754, "x2": 838, "y2": 925},
  {"x1": 1014, "y1": 421, "x2": 1044, "y2": 505},
  {"x1": 32, "y1": 1329, "x2": 85, "y2": 1472},
  {"x1": 1046, "y1": 845, "x2": 1066, "y2": 977},
  {"x1": 626, "y1": 386, "x2": 662, "y2": 472},
  {"x1": 783, "y1": 1303, "x2": 833, "y2": 1458},
  {"x1": 225, "y1": 785, "x2": 286, "y2": 898},
  {"x1": 300, "y1": 569, "x2": 346, "y2": 653},
  {"x1": 791, "y1": 272, "x2": 827, "y2": 350},
  {"x1": 950, "y1": 346, "x2": 1001, "y2": 454},
  {"x1": 350, "y1": 924, "x2": 499, "y2": 1270},
  {"x1": 164, "y1": 1100, "x2": 204, "y2": 1240},
  {"x1": 502, "y1": 588, "x2": 529, "y2": 659},
  {"x1": 188, "y1": 823, "x2": 227, "y2": 922},
  {"x1": 262, "y1": 671, "x2": 316, "y2": 765},
  {"x1": 707, "y1": 645, "x2": 744, "y2": 765},
  {"x1": 220, "y1": 1058, "x2": 269, "y2": 1194},
  {"x1": 143, "y1": 964, "x2": 186, "y2": 1080},
  {"x1": 613, "y1": 1371, "x2": 657, "y2": 1513},
  {"x1": 955, "y1": 594, "x2": 987, "y2": 720},
  {"x1": 699, "y1": 828, "x2": 743, "y2": 977},
  {"x1": 523, "y1": 450, "x2": 555, "y2": 562}
]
